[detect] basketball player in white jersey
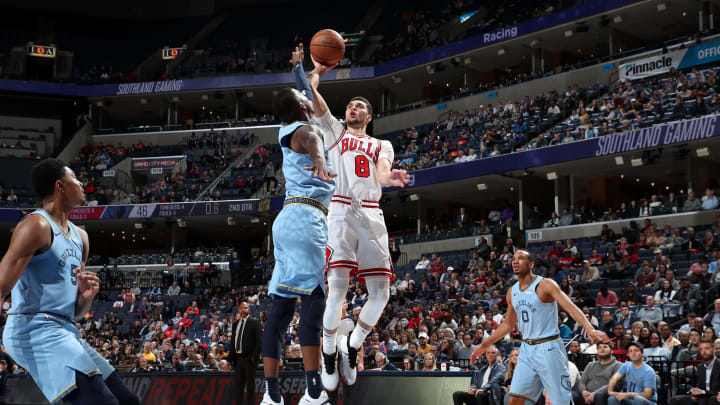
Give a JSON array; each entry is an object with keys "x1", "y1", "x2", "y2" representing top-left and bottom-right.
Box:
[
  {"x1": 302, "y1": 56, "x2": 409, "y2": 390},
  {"x1": 471, "y1": 250, "x2": 609, "y2": 405}
]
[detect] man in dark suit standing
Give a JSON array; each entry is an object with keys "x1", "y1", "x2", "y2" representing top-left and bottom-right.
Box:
[
  {"x1": 229, "y1": 302, "x2": 262, "y2": 405},
  {"x1": 670, "y1": 338, "x2": 720, "y2": 405}
]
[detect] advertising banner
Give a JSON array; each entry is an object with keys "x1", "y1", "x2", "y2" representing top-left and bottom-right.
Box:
[
  {"x1": 68, "y1": 206, "x2": 106, "y2": 221},
  {"x1": 1, "y1": 371, "x2": 472, "y2": 405},
  {"x1": 397, "y1": 114, "x2": 720, "y2": 190},
  {"x1": 131, "y1": 156, "x2": 186, "y2": 171},
  {"x1": 619, "y1": 39, "x2": 720, "y2": 81}
]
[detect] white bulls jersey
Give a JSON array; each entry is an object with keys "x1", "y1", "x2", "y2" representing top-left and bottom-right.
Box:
[
  {"x1": 316, "y1": 110, "x2": 394, "y2": 203},
  {"x1": 316, "y1": 110, "x2": 395, "y2": 281}
]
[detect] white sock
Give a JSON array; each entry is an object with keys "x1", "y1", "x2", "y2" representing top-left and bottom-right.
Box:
[
  {"x1": 323, "y1": 330, "x2": 337, "y2": 355},
  {"x1": 349, "y1": 323, "x2": 371, "y2": 349}
]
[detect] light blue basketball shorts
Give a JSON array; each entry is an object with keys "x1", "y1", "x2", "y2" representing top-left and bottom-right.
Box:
[
  {"x1": 2, "y1": 313, "x2": 115, "y2": 404},
  {"x1": 269, "y1": 203, "x2": 328, "y2": 299},
  {"x1": 508, "y1": 338, "x2": 572, "y2": 404}
]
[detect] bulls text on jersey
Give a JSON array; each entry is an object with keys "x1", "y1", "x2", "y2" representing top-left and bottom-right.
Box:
[{"x1": 339, "y1": 136, "x2": 381, "y2": 165}]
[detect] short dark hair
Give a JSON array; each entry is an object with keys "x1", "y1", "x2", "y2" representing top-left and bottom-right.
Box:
[
  {"x1": 626, "y1": 341, "x2": 644, "y2": 351},
  {"x1": 597, "y1": 341, "x2": 612, "y2": 350},
  {"x1": 273, "y1": 88, "x2": 301, "y2": 123},
  {"x1": 350, "y1": 96, "x2": 372, "y2": 116},
  {"x1": 31, "y1": 158, "x2": 67, "y2": 200}
]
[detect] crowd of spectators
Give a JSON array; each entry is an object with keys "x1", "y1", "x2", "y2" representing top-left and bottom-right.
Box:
[
  {"x1": 390, "y1": 65, "x2": 720, "y2": 173},
  {"x1": 531, "y1": 188, "x2": 720, "y2": 229},
  {"x1": 2, "y1": 211, "x2": 720, "y2": 404}
]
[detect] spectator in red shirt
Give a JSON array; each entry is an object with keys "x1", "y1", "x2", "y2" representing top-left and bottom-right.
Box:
[
  {"x1": 558, "y1": 249, "x2": 575, "y2": 269},
  {"x1": 163, "y1": 322, "x2": 176, "y2": 339},
  {"x1": 231, "y1": 176, "x2": 246, "y2": 188},
  {"x1": 407, "y1": 309, "x2": 423, "y2": 330},
  {"x1": 588, "y1": 249, "x2": 604, "y2": 266},
  {"x1": 431, "y1": 256, "x2": 446, "y2": 285},
  {"x1": 178, "y1": 312, "x2": 192, "y2": 329},
  {"x1": 429, "y1": 304, "x2": 444, "y2": 320},
  {"x1": 473, "y1": 269, "x2": 488, "y2": 285},
  {"x1": 621, "y1": 246, "x2": 639, "y2": 264},
  {"x1": 186, "y1": 301, "x2": 200, "y2": 315},
  {"x1": 596, "y1": 286, "x2": 619, "y2": 306},
  {"x1": 635, "y1": 263, "x2": 657, "y2": 287},
  {"x1": 546, "y1": 240, "x2": 565, "y2": 259}
]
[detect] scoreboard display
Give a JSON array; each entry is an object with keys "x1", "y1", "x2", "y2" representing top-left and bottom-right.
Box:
[
  {"x1": 27, "y1": 44, "x2": 56, "y2": 58},
  {"x1": 162, "y1": 47, "x2": 184, "y2": 60}
]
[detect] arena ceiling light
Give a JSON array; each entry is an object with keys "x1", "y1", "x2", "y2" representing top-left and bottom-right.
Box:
[
  {"x1": 615, "y1": 156, "x2": 624, "y2": 166},
  {"x1": 613, "y1": 15, "x2": 623, "y2": 24},
  {"x1": 631, "y1": 158, "x2": 643, "y2": 167},
  {"x1": 697, "y1": 147, "x2": 710, "y2": 157},
  {"x1": 546, "y1": 172, "x2": 558, "y2": 180},
  {"x1": 564, "y1": 30, "x2": 574, "y2": 38},
  {"x1": 476, "y1": 183, "x2": 488, "y2": 191}
]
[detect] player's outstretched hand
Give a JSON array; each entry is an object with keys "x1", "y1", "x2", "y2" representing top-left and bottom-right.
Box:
[
  {"x1": 309, "y1": 56, "x2": 337, "y2": 77},
  {"x1": 290, "y1": 43, "x2": 304, "y2": 71},
  {"x1": 588, "y1": 329, "x2": 609, "y2": 345},
  {"x1": 304, "y1": 158, "x2": 337, "y2": 182},
  {"x1": 470, "y1": 343, "x2": 485, "y2": 364},
  {"x1": 388, "y1": 169, "x2": 410, "y2": 188},
  {"x1": 77, "y1": 269, "x2": 100, "y2": 300}
]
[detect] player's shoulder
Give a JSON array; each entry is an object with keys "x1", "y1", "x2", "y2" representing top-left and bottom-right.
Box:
[{"x1": 18, "y1": 211, "x2": 51, "y2": 232}]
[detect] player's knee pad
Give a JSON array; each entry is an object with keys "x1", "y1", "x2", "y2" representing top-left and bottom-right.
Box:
[
  {"x1": 298, "y1": 287, "x2": 326, "y2": 347},
  {"x1": 262, "y1": 296, "x2": 296, "y2": 359},
  {"x1": 358, "y1": 277, "x2": 390, "y2": 326},
  {"x1": 64, "y1": 372, "x2": 119, "y2": 405},
  {"x1": 324, "y1": 271, "x2": 351, "y2": 330},
  {"x1": 105, "y1": 372, "x2": 140, "y2": 405}
]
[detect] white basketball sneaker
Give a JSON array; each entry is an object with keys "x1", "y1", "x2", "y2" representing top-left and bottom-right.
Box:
[
  {"x1": 260, "y1": 381, "x2": 284, "y2": 405},
  {"x1": 299, "y1": 388, "x2": 332, "y2": 405},
  {"x1": 321, "y1": 349, "x2": 339, "y2": 391},
  {"x1": 337, "y1": 334, "x2": 358, "y2": 385}
]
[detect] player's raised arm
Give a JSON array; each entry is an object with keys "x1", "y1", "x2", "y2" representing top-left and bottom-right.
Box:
[
  {"x1": 0, "y1": 215, "x2": 52, "y2": 312},
  {"x1": 291, "y1": 44, "x2": 313, "y2": 103},
  {"x1": 307, "y1": 57, "x2": 337, "y2": 120},
  {"x1": 542, "y1": 278, "x2": 608, "y2": 343},
  {"x1": 74, "y1": 227, "x2": 99, "y2": 320},
  {"x1": 471, "y1": 289, "x2": 517, "y2": 363}
]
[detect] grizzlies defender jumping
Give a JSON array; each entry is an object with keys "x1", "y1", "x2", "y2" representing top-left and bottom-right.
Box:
[{"x1": 260, "y1": 86, "x2": 335, "y2": 405}]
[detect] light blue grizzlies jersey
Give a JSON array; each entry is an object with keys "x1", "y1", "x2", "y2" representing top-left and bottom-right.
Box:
[
  {"x1": 278, "y1": 121, "x2": 335, "y2": 206},
  {"x1": 9, "y1": 209, "x2": 83, "y2": 321},
  {"x1": 511, "y1": 275, "x2": 560, "y2": 340}
]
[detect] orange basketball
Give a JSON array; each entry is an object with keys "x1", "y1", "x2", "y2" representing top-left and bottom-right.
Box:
[{"x1": 310, "y1": 29, "x2": 345, "y2": 66}]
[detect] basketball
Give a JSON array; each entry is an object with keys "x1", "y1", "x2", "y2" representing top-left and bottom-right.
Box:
[{"x1": 310, "y1": 29, "x2": 345, "y2": 66}]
